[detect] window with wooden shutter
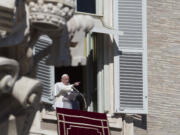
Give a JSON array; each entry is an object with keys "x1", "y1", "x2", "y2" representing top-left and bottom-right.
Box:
[
  {"x1": 34, "y1": 35, "x2": 55, "y2": 104},
  {"x1": 114, "y1": 0, "x2": 148, "y2": 114}
]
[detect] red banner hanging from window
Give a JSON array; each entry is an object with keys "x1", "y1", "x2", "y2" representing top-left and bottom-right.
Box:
[{"x1": 56, "y1": 108, "x2": 110, "y2": 135}]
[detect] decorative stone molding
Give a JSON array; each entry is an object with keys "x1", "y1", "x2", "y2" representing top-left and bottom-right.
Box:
[
  {"x1": 0, "y1": 0, "x2": 30, "y2": 47},
  {"x1": 0, "y1": 0, "x2": 16, "y2": 33},
  {"x1": 28, "y1": 0, "x2": 75, "y2": 33}
]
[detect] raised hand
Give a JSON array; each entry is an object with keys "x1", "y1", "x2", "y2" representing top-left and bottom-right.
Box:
[{"x1": 73, "y1": 82, "x2": 80, "y2": 86}]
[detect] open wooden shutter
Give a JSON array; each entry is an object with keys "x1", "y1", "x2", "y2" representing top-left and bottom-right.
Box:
[
  {"x1": 114, "y1": 0, "x2": 148, "y2": 114},
  {"x1": 34, "y1": 35, "x2": 55, "y2": 104}
]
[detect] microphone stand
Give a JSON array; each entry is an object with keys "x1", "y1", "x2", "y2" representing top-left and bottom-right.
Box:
[{"x1": 72, "y1": 86, "x2": 87, "y2": 111}]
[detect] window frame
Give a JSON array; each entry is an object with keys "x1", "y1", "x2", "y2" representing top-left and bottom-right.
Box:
[
  {"x1": 113, "y1": 0, "x2": 148, "y2": 114},
  {"x1": 75, "y1": 0, "x2": 103, "y2": 16}
]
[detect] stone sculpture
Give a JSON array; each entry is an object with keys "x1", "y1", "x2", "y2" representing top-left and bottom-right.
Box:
[{"x1": 0, "y1": 0, "x2": 94, "y2": 135}]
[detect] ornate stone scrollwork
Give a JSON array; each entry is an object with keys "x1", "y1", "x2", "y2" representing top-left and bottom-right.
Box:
[
  {"x1": 28, "y1": 0, "x2": 75, "y2": 33},
  {"x1": 12, "y1": 77, "x2": 42, "y2": 107},
  {"x1": 0, "y1": 57, "x2": 19, "y2": 94},
  {"x1": 0, "y1": 57, "x2": 42, "y2": 135}
]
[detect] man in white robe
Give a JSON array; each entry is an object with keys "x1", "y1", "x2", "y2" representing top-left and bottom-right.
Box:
[{"x1": 53, "y1": 74, "x2": 80, "y2": 109}]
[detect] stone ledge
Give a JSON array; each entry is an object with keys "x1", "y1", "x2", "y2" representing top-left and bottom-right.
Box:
[
  {"x1": 107, "y1": 116, "x2": 122, "y2": 129},
  {"x1": 42, "y1": 109, "x2": 57, "y2": 121}
]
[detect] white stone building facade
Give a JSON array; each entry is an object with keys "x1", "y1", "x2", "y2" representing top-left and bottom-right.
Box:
[{"x1": 30, "y1": 0, "x2": 148, "y2": 135}]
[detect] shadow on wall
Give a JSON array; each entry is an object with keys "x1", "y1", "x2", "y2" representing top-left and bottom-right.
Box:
[
  {"x1": 85, "y1": 33, "x2": 121, "y2": 112},
  {"x1": 133, "y1": 114, "x2": 147, "y2": 130}
]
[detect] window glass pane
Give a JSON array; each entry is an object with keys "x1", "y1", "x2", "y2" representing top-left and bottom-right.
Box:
[{"x1": 77, "y1": 0, "x2": 96, "y2": 14}]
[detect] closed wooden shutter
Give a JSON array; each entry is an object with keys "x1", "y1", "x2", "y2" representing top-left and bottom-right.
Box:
[
  {"x1": 34, "y1": 35, "x2": 55, "y2": 104},
  {"x1": 117, "y1": 0, "x2": 143, "y2": 49},
  {"x1": 114, "y1": 0, "x2": 148, "y2": 114}
]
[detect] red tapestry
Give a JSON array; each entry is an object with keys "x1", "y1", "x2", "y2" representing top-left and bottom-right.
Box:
[{"x1": 56, "y1": 108, "x2": 110, "y2": 135}]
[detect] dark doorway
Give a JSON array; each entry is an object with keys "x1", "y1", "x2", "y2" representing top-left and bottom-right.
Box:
[
  {"x1": 77, "y1": 0, "x2": 96, "y2": 14},
  {"x1": 55, "y1": 66, "x2": 85, "y2": 110},
  {"x1": 55, "y1": 66, "x2": 85, "y2": 93}
]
